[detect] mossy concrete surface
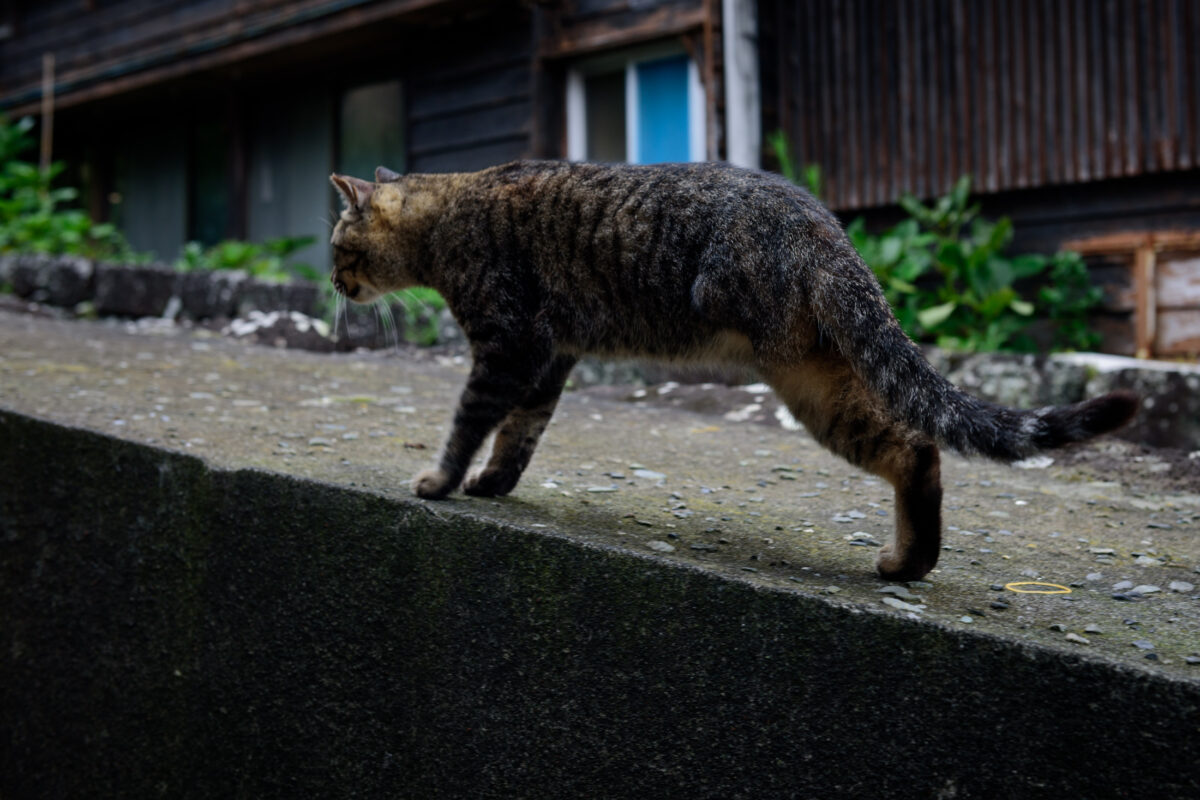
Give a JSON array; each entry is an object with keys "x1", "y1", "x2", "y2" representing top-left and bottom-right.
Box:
[{"x1": 2, "y1": 310, "x2": 1199, "y2": 798}]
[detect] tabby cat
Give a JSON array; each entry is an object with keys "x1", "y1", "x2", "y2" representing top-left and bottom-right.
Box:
[{"x1": 329, "y1": 161, "x2": 1136, "y2": 581}]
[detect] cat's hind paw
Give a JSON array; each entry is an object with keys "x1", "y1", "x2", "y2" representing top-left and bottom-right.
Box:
[
  {"x1": 463, "y1": 466, "x2": 520, "y2": 497},
  {"x1": 875, "y1": 545, "x2": 938, "y2": 583},
  {"x1": 412, "y1": 468, "x2": 455, "y2": 500}
]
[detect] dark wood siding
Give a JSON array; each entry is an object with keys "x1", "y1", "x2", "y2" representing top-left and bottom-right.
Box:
[
  {"x1": 0, "y1": 0, "x2": 476, "y2": 114},
  {"x1": 406, "y1": 22, "x2": 534, "y2": 173},
  {"x1": 760, "y1": 0, "x2": 1200, "y2": 211}
]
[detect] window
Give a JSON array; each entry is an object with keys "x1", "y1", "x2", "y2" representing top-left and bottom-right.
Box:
[
  {"x1": 189, "y1": 121, "x2": 231, "y2": 246},
  {"x1": 567, "y1": 46, "x2": 705, "y2": 164},
  {"x1": 339, "y1": 80, "x2": 406, "y2": 180}
]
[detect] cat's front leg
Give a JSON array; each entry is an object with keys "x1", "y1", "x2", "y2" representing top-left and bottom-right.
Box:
[
  {"x1": 464, "y1": 354, "x2": 577, "y2": 497},
  {"x1": 413, "y1": 343, "x2": 550, "y2": 500}
]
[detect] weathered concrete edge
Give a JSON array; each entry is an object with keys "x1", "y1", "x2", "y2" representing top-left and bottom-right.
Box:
[{"x1": 3, "y1": 406, "x2": 1199, "y2": 799}]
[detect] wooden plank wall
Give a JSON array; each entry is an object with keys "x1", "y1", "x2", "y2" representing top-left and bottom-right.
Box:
[
  {"x1": 3, "y1": 0, "x2": 267, "y2": 105},
  {"x1": 760, "y1": 0, "x2": 1200, "y2": 211},
  {"x1": 406, "y1": 20, "x2": 534, "y2": 173}
]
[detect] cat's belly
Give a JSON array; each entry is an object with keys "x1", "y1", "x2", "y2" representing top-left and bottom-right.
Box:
[{"x1": 562, "y1": 328, "x2": 755, "y2": 365}]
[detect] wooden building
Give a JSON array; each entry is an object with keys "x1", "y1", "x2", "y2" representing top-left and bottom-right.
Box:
[{"x1": 1, "y1": 0, "x2": 1197, "y2": 355}]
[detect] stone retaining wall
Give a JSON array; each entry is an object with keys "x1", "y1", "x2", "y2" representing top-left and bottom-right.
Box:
[
  {"x1": 3, "y1": 252, "x2": 1197, "y2": 448},
  {"x1": 0, "y1": 253, "x2": 320, "y2": 319}
]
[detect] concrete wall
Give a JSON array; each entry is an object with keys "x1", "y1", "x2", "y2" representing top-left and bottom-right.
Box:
[{"x1": 3, "y1": 408, "x2": 1199, "y2": 798}]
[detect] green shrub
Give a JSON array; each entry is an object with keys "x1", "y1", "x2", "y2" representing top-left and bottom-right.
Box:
[
  {"x1": 174, "y1": 235, "x2": 317, "y2": 283},
  {"x1": 0, "y1": 115, "x2": 138, "y2": 260},
  {"x1": 770, "y1": 133, "x2": 1101, "y2": 352}
]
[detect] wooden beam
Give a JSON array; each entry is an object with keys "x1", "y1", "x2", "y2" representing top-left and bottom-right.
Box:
[
  {"x1": 539, "y1": 7, "x2": 707, "y2": 61},
  {"x1": 1063, "y1": 230, "x2": 1200, "y2": 255},
  {"x1": 1133, "y1": 243, "x2": 1156, "y2": 359}
]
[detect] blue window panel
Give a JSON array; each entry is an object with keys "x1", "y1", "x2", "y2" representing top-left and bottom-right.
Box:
[{"x1": 636, "y1": 55, "x2": 689, "y2": 164}]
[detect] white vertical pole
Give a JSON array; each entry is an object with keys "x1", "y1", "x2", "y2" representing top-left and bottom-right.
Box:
[
  {"x1": 566, "y1": 69, "x2": 587, "y2": 161},
  {"x1": 625, "y1": 61, "x2": 639, "y2": 164},
  {"x1": 688, "y1": 58, "x2": 706, "y2": 162},
  {"x1": 722, "y1": 0, "x2": 761, "y2": 168}
]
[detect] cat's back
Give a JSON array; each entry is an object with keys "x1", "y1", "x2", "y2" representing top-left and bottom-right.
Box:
[{"x1": 470, "y1": 159, "x2": 839, "y2": 268}]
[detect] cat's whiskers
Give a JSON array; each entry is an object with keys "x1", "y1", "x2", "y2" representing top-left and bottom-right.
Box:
[{"x1": 376, "y1": 296, "x2": 400, "y2": 350}]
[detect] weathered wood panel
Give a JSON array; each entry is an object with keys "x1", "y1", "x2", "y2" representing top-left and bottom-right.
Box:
[
  {"x1": 1157, "y1": 255, "x2": 1200, "y2": 309},
  {"x1": 1156, "y1": 310, "x2": 1200, "y2": 355},
  {"x1": 760, "y1": 0, "x2": 1200, "y2": 211}
]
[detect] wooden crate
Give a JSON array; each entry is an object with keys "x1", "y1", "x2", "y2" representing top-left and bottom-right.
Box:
[{"x1": 1064, "y1": 231, "x2": 1200, "y2": 359}]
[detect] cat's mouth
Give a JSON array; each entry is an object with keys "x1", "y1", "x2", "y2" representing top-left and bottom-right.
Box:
[{"x1": 331, "y1": 275, "x2": 379, "y2": 303}]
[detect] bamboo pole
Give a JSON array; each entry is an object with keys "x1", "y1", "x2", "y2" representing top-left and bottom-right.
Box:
[{"x1": 40, "y1": 53, "x2": 55, "y2": 173}]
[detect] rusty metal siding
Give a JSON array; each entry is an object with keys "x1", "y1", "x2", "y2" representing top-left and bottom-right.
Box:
[{"x1": 763, "y1": 0, "x2": 1200, "y2": 211}]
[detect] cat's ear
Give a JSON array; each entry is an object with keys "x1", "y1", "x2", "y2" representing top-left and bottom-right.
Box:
[
  {"x1": 330, "y1": 174, "x2": 375, "y2": 211},
  {"x1": 375, "y1": 165, "x2": 402, "y2": 182}
]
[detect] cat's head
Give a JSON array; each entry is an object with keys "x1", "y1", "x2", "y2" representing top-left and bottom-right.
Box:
[{"x1": 328, "y1": 167, "x2": 417, "y2": 303}]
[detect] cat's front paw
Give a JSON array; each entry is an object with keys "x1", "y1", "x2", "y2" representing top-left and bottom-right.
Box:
[
  {"x1": 412, "y1": 468, "x2": 455, "y2": 500},
  {"x1": 463, "y1": 466, "x2": 520, "y2": 497}
]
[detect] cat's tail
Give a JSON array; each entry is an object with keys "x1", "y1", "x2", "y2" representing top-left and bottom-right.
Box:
[{"x1": 809, "y1": 251, "x2": 1138, "y2": 462}]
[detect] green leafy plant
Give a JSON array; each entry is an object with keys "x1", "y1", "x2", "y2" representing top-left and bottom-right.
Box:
[
  {"x1": 1037, "y1": 251, "x2": 1103, "y2": 351},
  {"x1": 770, "y1": 130, "x2": 1101, "y2": 352},
  {"x1": 174, "y1": 235, "x2": 317, "y2": 283},
  {"x1": 391, "y1": 287, "x2": 447, "y2": 346},
  {"x1": 0, "y1": 114, "x2": 138, "y2": 260},
  {"x1": 767, "y1": 131, "x2": 823, "y2": 199}
]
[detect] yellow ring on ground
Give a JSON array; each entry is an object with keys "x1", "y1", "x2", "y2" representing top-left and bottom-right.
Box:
[{"x1": 1004, "y1": 581, "x2": 1072, "y2": 595}]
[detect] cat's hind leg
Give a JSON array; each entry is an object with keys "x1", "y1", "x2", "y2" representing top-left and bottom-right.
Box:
[
  {"x1": 464, "y1": 354, "x2": 577, "y2": 497},
  {"x1": 763, "y1": 353, "x2": 943, "y2": 581}
]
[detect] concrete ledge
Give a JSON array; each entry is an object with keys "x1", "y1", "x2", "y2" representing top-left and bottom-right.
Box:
[
  {"x1": 5, "y1": 411, "x2": 1200, "y2": 798},
  {"x1": 2, "y1": 313, "x2": 1200, "y2": 797}
]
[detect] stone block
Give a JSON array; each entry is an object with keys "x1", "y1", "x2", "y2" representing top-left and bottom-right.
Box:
[
  {"x1": 94, "y1": 262, "x2": 179, "y2": 318},
  {"x1": 179, "y1": 270, "x2": 247, "y2": 320},
  {"x1": 8, "y1": 254, "x2": 95, "y2": 307}
]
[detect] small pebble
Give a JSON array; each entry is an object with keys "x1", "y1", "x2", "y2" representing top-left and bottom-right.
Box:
[
  {"x1": 1084, "y1": 624, "x2": 1104, "y2": 634},
  {"x1": 881, "y1": 597, "x2": 924, "y2": 613},
  {"x1": 1065, "y1": 633, "x2": 1090, "y2": 645},
  {"x1": 1168, "y1": 581, "x2": 1195, "y2": 593},
  {"x1": 1144, "y1": 653, "x2": 1159, "y2": 661},
  {"x1": 645, "y1": 540, "x2": 675, "y2": 553},
  {"x1": 878, "y1": 585, "x2": 920, "y2": 601},
  {"x1": 1131, "y1": 585, "x2": 1161, "y2": 595},
  {"x1": 959, "y1": 616, "x2": 973, "y2": 624},
  {"x1": 1185, "y1": 656, "x2": 1200, "y2": 665},
  {"x1": 1049, "y1": 623, "x2": 1067, "y2": 632},
  {"x1": 1131, "y1": 640, "x2": 1155, "y2": 650},
  {"x1": 1086, "y1": 572, "x2": 1104, "y2": 581},
  {"x1": 1112, "y1": 580, "x2": 1134, "y2": 591},
  {"x1": 989, "y1": 601, "x2": 1009, "y2": 610},
  {"x1": 823, "y1": 586, "x2": 841, "y2": 595}
]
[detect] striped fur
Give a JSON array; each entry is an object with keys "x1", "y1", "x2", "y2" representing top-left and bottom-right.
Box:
[{"x1": 330, "y1": 161, "x2": 1136, "y2": 580}]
